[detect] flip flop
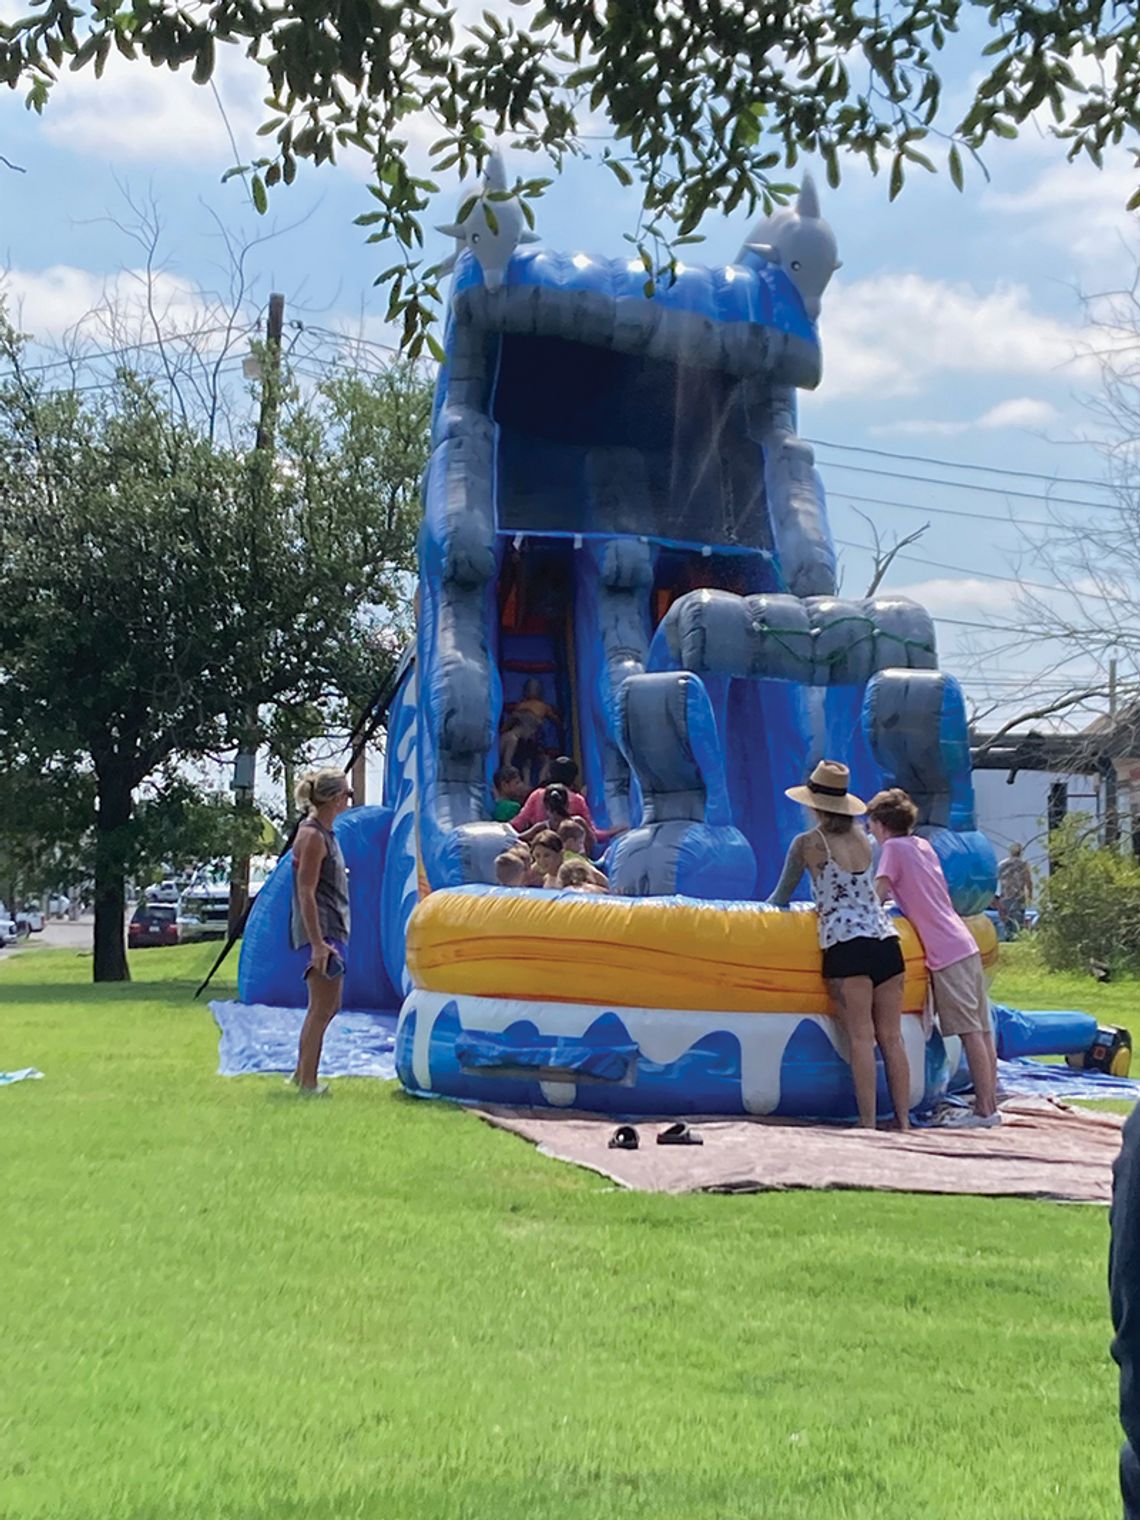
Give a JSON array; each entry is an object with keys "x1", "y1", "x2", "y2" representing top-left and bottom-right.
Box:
[
  {"x1": 657, "y1": 1121, "x2": 703, "y2": 1146},
  {"x1": 608, "y1": 1125, "x2": 639, "y2": 1150}
]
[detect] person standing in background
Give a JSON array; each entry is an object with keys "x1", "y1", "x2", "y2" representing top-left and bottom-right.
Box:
[
  {"x1": 997, "y1": 842, "x2": 1033, "y2": 938},
  {"x1": 290, "y1": 769, "x2": 352, "y2": 1096}
]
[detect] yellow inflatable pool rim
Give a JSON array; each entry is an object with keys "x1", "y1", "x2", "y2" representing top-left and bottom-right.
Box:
[{"x1": 407, "y1": 891, "x2": 998, "y2": 1017}]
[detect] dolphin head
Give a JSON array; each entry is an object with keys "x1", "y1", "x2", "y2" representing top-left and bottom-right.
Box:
[
  {"x1": 435, "y1": 148, "x2": 540, "y2": 291},
  {"x1": 740, "y1": 174, "x2": 841, "y2": 320}
]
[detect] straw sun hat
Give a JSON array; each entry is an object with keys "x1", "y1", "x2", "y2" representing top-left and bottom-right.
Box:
[{"x1": 785, "y1": 760, "x2": 867, "y2": 817}]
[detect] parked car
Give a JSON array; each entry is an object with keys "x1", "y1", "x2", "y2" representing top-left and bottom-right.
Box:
[
  {"x1": 0, "y1": 903, "x2": 19, "y2": 946},
  {"x1": 47, "y1": 893, "x2": 70, "y2": 919},
  {"x1": 16, "y1": 903, "x2": 44, "y2": 934},
  {"x1": 128, "y1": 903, "x2": 180, "y2": 949},
  {"x1": 146, "y1": 880, "x2": 181, "y2": 905}
]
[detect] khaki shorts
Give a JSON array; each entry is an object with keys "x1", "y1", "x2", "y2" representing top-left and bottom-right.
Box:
[{"x1": 930, "y1": 952, "x2": 991, "y2": 1037}]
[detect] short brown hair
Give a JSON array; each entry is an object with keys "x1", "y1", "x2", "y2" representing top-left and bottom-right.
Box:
[
  {"x1": 866, "y1": 788, "x2": 919, "y2": 836},
  {"x1": 558, "y1": 861, "x2": 590, "y2": 887},
  {"x1": 558, "y1": 817, "x2": 586, "y2": 845},
  {"x1": 494, "y1": 851, "x2": 526, "y2": 885},
  {"x1": 533, "y1": 829, "x2": 563, "y2": 855}
]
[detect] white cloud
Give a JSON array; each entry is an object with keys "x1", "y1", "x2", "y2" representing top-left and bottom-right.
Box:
[
  {"x1": 889, "y1": 576, "x2": 1017, "y2": 616},
  {"x1": 0, "y1": 263, "x2": 222, "y2": 346},
  {"x1": 30, "y1": 51, "x2": 262, "y2": 169},
  {"x1": 871, "y1": 395, "x2": 1061, "y2": 438},
  {"x1": 819, "y1": 273, "x2": 1091, "y2": 401},
  {"x1": 978, "y1": 397, "x2": 1060, "y2": 429},
  {"x1": 984, "y1": 144, "x2": 1138, "y2": 271}
]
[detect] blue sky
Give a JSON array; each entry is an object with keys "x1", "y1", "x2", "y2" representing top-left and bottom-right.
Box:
[{"x1": 0, "y1": 25, "x2": 1137, "y2": 735}]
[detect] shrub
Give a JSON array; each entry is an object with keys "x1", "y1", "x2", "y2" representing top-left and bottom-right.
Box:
[{"x1": 1036, "y1": 815, "x2": 1140, "y2": 972}]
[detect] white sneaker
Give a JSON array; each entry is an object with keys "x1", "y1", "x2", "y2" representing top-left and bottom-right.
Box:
[{"x1": 937, "y1": 1108, "x2": 1001, "y2": 1129}]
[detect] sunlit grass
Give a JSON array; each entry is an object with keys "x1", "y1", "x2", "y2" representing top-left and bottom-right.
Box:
[{"x1": 0, "y1": 942, "x2": 1123, "y2": 1519}]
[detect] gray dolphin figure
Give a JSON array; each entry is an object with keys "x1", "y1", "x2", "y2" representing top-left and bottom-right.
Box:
[
  {"x1": 434, "y1": 148, "x2": 540, "y2": 292},
  {"x1": 737, "y1": 174, "x2": 842, "y2": 321}
]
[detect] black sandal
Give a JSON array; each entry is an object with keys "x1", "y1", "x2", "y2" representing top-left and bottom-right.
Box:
[
  {"x1": 657, "y1": 1121, "x2": 703, "y2": 1146},
  {"x1": 608, "y1": 1125, "x2": 639, "y2": 1150}
]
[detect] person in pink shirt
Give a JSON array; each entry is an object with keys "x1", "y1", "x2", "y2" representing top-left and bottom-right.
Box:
[
  {"x1": 867, "y1": 788, "x2": 1000, "y2": 1128},
  {"x1": 511, "y1": 755, "x2": 597, "y2": 844}
]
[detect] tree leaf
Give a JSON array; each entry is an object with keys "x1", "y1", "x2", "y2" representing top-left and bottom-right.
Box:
[
  {"x1": 251, "y1": 173, "x2": 268, "y2": 214},
  {"x1": 889, "y1": 153, "x2": 904, "y2": 201}
]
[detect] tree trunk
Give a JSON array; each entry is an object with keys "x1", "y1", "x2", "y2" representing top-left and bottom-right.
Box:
[{"x1": 93, "y1": 768, "x2": 133, "y2": 983}]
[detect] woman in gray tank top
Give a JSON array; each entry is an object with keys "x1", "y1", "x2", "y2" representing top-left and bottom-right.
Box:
[{"x1": 290, "y1": 768, "x2": 352, "y2": 1094}]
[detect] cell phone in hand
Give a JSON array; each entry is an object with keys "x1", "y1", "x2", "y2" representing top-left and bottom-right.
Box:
[{"x1": 304, "y1": 950, "x2": 345, "y2": 980}]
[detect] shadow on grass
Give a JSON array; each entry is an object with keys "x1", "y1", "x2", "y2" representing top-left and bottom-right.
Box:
[{"x1": 0, "y1": 977, "x2": 234, "y2": 1008}]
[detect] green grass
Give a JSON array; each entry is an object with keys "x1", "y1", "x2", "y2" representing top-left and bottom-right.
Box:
[
  {"x1": 0, "y1": 941, "x2": 1126, "y2": 1519},
  {"x1": 994, "y1": 939, "x2": 1140, "y2": 1035}
]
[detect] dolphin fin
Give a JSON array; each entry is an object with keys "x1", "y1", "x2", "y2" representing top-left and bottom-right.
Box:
[
  {"x1": 747, "y1": 242, "x2": 781, "y2": 265},
  {"x1": 834, "y1": 258, "x2": 843, "y2": 270},
  {"x1": 519, "y1": 229, "x2": 541, "y2": 245},
  {"x1": 483, "y1": 146, "x2": 508, "y2": 192},
  {"x1": 435, "y1": 222, "x2": 465, "y2": 240},
  {"x1": 797, "y1": 173, "x2": 821, "y2": 219}
]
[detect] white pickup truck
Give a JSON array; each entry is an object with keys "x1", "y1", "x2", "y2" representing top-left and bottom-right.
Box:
[{"x1": 0, "y1": 903, "x2": 21, "y2": 946}]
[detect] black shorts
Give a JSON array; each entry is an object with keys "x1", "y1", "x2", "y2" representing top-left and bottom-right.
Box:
[{"x1": 822, "y1": 935, "x2": 905, "y2": 986}]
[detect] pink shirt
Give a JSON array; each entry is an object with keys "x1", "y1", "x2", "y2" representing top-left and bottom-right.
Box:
[
  {"x1": 875, "y1": 835, "x2": 977, "y2": 971},
  {"x1": 512, "y1": 788, "x2": 596, "y2": 834}
]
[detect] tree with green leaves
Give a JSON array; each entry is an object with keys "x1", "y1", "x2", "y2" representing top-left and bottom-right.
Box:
[
  {"x1": 0, "y1": 314, "x2": 429, "y2": 981},
  {"x1": 0, "y1": 764, "x2": 274, "y2": 909},
  {"x1": 0, "y1": 762, "x2": 95, "y2": 910},
  {"x1": 133, "y1": 776, "x2": 278, "y2": 885},
  {"x1": 2, "y1": 0, "x2": 1135, "y2": 349}
]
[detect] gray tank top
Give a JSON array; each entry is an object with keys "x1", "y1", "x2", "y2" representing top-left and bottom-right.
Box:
[{"x1": 290, "y1": 816, "x2": 350, "y2": 948}]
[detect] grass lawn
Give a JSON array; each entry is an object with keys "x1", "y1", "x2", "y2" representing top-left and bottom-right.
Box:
[{"x1": 0, "y1": 939, "x2": 1128, "y2": 1519}]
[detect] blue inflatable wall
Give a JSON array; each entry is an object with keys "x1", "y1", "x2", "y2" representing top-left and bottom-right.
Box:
[{"x1": 239, "y1": 806, "x2": 399, "y2": 1011}]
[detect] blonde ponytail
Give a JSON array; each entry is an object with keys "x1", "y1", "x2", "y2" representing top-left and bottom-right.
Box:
[{"x1": 294, "y1": 768, "x2": 348, "y2": 815}]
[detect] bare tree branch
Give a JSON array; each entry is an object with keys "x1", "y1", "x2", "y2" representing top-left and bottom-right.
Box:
[{"x1": 853, "y1": 506, "x2": 930, "y2": 597}]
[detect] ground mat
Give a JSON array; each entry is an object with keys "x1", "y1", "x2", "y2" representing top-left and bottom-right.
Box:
[
  {"x1": 211, "y1": 1000, "x2": 398, "y2": 1080},
  {"x1": 472, "y1": 1099, "x2": 1125, "y2": 1202}
]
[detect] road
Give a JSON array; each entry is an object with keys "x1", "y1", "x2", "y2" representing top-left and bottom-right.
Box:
[{"x1": 0, "y1": 914, "x2": 95, "y2": 962}]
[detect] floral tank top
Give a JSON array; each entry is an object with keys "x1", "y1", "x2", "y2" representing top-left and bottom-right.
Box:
[{"x1": 810, "y1": 828, "x2": 898, "y2": 950}]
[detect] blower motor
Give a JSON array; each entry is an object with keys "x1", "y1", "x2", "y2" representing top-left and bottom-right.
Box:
[{"x1": 1067, "y1": 1025, "x2": 1133, "y2": 1077}]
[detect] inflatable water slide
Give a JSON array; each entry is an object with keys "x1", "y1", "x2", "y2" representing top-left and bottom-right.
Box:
[{"x1": 239, "y1": 160, "x2": 1101, "y2": 1119}]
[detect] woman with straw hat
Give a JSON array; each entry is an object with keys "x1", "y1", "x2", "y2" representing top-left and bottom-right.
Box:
[{"x1": 768, "y1": 760, "x2": 910, "y2": 1130}]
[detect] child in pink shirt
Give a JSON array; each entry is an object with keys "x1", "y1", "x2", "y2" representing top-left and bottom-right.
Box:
[{"x1": 867, "y1": 788, "x2": 999, "y2": 1128}]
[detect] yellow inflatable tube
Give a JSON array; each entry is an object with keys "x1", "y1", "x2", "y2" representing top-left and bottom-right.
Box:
[{"x1": 407, "y1": 890, "x2": 998, "y2": 1017}]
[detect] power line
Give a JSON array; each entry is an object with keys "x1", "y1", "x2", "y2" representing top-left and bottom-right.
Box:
[
  {"x1": 807, "y1": 437, "x2": 1119, "y2": 494},
  {"x1": 820, "y1": 459, "x2": 1122, "y2": 514},
  {"x1": 834, "y1": 536, "x2": 1135, "y2": 609},
  {"x1": 12, "y1": 324, "x2": 258, "y2": 376},
  {"x1": 830, "y1": 488, "x2": 1076, "y2": 532}
]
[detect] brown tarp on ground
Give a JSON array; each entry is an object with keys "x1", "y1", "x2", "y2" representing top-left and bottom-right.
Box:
[{"x1": 472, "y1": 1099, "x2": 1124, "y2": 1203}]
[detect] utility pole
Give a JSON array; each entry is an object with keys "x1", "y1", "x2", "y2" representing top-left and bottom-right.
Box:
[
  {"x1": 351, "y1": 747, "x2": 367, "y2": 808},
  {"x1": 1105, "y1": 655, "x2": 1120, "y2": 850},
  {"x1": 228, "y1": 293, "x2": 285, "y2": 934}
]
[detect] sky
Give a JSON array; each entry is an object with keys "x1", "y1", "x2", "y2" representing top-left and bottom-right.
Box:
[{"x1": 0, "y1": 16, "x2": 1137, "y2": 753}]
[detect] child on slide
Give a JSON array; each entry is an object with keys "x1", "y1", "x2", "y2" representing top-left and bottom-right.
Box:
[
  {"x1": 499, "y1": 679, "x2": 559, "y2": 771},
  {"x1": 866, "y1": 788, "x2": 1000, "y2": 1129},
  {"x1": 558, "y1": 861, "x2": 607, "y2": 894},
  {"x1": 557, "y1": 818, "x2": 608, "y2": 889}
]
